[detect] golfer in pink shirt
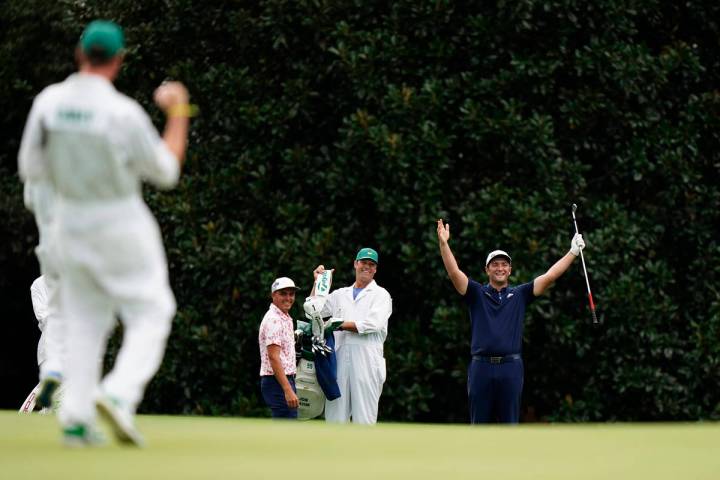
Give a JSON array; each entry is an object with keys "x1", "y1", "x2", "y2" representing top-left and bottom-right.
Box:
[{"x1": 258, "y1": 277, "x2": 300, "y2": 418}]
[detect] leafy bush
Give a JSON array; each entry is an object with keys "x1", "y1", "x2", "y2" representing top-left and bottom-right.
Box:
[{"x1": 1, "y1": 0, "x2": 718, "y2": 421}]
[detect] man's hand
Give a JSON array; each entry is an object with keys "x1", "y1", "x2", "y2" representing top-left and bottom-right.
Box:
[
  {"x1": 570, "y1": 233, "x2": 585, "y2": 256},
  {"x1": 153, "y1": 81, "x2": 189, "y2": 112},
  {"x1": 284, "y1": 388, "x2": 299, "y2": 409},
  {"x1": 437, "y1": 219, "x2": 450, "y2": 246},
  {"x1": 313, "y1": 265, "x2": 325, "y2": 281},
  {"x1": 154, "y1": 81, "x2": 191, "y2": 164},
  {"x1": 437, "y1": 218, "x2": 469, "y2": 295}
]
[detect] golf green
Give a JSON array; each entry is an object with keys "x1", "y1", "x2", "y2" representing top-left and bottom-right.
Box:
[{"x1": 1, "y1": 411, "x2": 718, "y2": 479}]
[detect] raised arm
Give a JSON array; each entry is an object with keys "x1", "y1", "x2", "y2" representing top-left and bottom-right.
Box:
[
  {"x1": 310, "y1": 265, "x2": 334, "y2": 296},
  {"x1": 153, "y1": 81, "x2": 191, "y2": 166},
  {"x1": 533, "y1": 233, "x2": 585, "y2": 296},
  {"x1": 310, "y1": 265, "x2": 324, "y2": 296},
  {"x1": 437, "y1": 219, "x2": 469, "y2": 295},
  {"x1": 18, "y1": 95, "x2": 48, "y2": 184}
]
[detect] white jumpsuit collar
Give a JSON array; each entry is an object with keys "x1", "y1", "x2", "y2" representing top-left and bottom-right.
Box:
[{"x1": 351, "y1": 279, "x2": 377, "y2": 302}]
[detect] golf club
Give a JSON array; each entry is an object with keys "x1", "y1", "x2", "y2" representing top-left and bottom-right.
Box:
[{"x1": 571, "y1": 204, "x2": 598, "y2": 324}]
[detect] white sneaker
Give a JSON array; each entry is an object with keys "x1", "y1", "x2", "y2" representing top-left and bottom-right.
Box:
[{"x1": 96, "y1": 395, "x2": 145, "y2": 447}]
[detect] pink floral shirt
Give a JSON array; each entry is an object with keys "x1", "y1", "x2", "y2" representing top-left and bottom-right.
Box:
[{"x1": 258, "y1": 303, "x2": 297, "y2": 376}]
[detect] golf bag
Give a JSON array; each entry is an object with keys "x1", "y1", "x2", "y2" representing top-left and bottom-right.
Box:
[{"x1": 295, "y1": 270, "x2": 342, "y2": 419}]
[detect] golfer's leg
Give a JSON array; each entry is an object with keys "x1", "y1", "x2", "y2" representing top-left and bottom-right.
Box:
[
  {"x1": 468, "y1": 360, "x2": 493, "y2": 424},
  {"x1": 496, "y1": 360, "x2": 524, "y2": 424},
  {"x1": 261, "y1": 376, "x2": 297, "y2": 419}
]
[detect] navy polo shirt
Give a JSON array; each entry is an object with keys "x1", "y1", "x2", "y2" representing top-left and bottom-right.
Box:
[{"x1": 463, "y1": 278, "x2": 535, "y2": 356}]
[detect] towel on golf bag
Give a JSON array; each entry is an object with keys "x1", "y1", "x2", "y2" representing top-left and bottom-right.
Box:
[{"x1": 313, "y1": 334, "x2": 340, "y2": 401}]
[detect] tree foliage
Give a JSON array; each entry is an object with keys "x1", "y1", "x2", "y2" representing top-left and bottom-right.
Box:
[{"x1": 1, "y1": 0, "x2": 719, "y2": 421}]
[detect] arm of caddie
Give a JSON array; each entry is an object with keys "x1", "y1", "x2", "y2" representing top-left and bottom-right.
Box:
[
  {"x1": 267, "y1": 344, "x2": 299, "y2": 409},
  {"x1": 338, "y1": 321, "x2": 358, "y2": 333},
  {"x1": 533, "y1": 233, "x2": 585, "y2": 296},
  {"x1": 23, "y1": 183, "x2": 36, "y2": 213},
  {"x1": 30, "y1": 280, "x2": 49, "y2": 331},
  {"x1": 437, "y1": 219, "x2": 469, "y2": 295},
  {"x1": 352, "y1": 292, "x2": 392, "y2": 335},
  {"x1": 153, "y1": 81, "x2": 191, "y2": 167},
  {"x1": 18, "y1": 95, "x2": 48, "y2": 184},
  {"x1": 324, "y1": 317, "x2": 345, "y2": 333},
  {"x1": 310, "y1": 265, "x2": 334, "y2": 296},
  {"x1": 310, "y1": 265, "x2": 324, "y2": 296}
]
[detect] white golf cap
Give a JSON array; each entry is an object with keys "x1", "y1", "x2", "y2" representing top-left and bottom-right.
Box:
[
  {"x1": 485, "y1": 250, "x2": 512, "y2": 267},
  {"x1": 271, "y1": 277, "x2": 300, "y2": 293}
]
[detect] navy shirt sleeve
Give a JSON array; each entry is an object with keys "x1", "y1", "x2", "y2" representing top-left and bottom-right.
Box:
[
  {"x1": 516, "y1": 280, "x2": 535, "y2": 305},
  {"x1": 463, "y1": 278, "x2": 483, "y2": 305}
]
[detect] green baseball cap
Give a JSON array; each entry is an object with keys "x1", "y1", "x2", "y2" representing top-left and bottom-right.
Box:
[
  {"x1": 79, "y1": 20, "x2": 125, "y2": 58},
  {"x1": 355, "y1": 247, "x2": 379, "y2": 264}
]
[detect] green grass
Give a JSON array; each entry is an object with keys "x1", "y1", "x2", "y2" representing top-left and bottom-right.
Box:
[{"x1": 1, "y1": 410, "x2": 718, "y2": 479}]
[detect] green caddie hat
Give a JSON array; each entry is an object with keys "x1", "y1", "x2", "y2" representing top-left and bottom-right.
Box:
[
  {"x1": 355, "y1": 247, "x2": 379, "y2": 264},
  {"x1": 80, "y1": 20, "x2": 125, "y2": 58}
]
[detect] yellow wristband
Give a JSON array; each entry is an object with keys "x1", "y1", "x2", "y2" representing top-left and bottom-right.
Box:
[{"x1": 167, "y1": 103, "x2": 199, "y2": 118}]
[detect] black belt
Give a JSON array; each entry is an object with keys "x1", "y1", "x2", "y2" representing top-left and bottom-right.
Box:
[{"x1": 472, "y1": 354, "x2": 521, "y2": 364}]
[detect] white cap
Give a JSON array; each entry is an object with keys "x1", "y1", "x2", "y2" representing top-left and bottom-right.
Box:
[
  {"x1": 271, "y1": 277, "x2": 300, "y2": 294},
  {"x1": 485, "y1": 250, "x2": 512, "y2": 267}
]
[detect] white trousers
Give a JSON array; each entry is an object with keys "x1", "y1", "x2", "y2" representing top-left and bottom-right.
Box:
[
  {"x1": 36, "y1": 269, "x2": 65, "y2": 379},
  {"x1": 32, "y1": 184, "x2": 65, "y2": 379},
  {"x1": 57, "y1": 198, "x2": 175, "y2": 427},
  {"x1": 325, "y1": 343, "x2": 386, "y2": 424}
]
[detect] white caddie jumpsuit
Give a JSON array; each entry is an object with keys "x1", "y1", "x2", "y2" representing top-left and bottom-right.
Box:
[
  {"x1": 322, "y1": 280, "x2": 392, "y2": 424},
  {"x1": 18, "y1": 72, "x2": 180, "y2": 427},
  {"x1": 30, "y1": 276, "x2": 54, "y2": 370},
  {"x1": 24, "y1": 179, "x2": 65, "y2": 380},
  {"x1": 29, "y1": 275, "x2": 67, "y2": 411}
]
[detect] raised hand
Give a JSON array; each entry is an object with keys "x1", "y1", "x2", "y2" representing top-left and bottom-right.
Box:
[
  {"x1": 312, "y1": 265, "x2": 325, "y2": 280},
  {"x1": 153, "y1": 81, "x2": 189, "y2": 112},
  {"x1": 437, "y1": 219, "x2": 450, "y2": 246},
  {"x1": 570, "y1": 233, "x2": 585, "y2": 256}
]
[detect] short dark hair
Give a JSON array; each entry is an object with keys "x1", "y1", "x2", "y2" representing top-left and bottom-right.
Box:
[{"x1": 85, "y1": 46, "x2": 116, "y2": 66}]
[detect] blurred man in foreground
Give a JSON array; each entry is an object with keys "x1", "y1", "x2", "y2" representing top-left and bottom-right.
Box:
[{"x1": 18, "y1": 19, "x2": 193, "y2": 446}]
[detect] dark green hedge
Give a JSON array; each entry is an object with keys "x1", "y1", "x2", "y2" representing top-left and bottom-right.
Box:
[{"x1": 1, "y1": 0, "x2": 719, "y2": 421}]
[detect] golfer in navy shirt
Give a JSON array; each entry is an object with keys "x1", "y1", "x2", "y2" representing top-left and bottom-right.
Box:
[{"x1": 436, "y1": 219, "x2": 586, "y2": 423}]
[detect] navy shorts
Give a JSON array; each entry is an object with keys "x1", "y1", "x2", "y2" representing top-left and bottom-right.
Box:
[
  {"x1": 260, "y1": 375, "x2": 298, "y2": 419},
  {"x1": 467, "y1": 357, "x2": 524, "y2": 424}
]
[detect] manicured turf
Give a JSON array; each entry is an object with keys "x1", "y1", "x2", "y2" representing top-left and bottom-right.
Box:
[{"x1": 1, "y1": 410, "x2": 718, "y2": 479}]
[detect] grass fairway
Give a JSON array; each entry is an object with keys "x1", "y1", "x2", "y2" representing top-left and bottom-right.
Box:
[{"x1": 1, "y1": 411, "x2": 718, "y2": 479}]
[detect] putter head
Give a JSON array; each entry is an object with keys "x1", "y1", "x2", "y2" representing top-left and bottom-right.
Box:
[{"x1": 571, "y1": 203, "x2": 577, "y2": 213}]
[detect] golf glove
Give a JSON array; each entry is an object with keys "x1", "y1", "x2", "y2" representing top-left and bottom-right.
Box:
[{"x1": 570, "y1": 233, "x2": 585, "y2": 256}]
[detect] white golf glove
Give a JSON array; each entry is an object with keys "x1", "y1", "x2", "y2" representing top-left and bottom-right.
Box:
[{"x1": 570, "y1": 233, "x2": 585, "y2": 256}]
